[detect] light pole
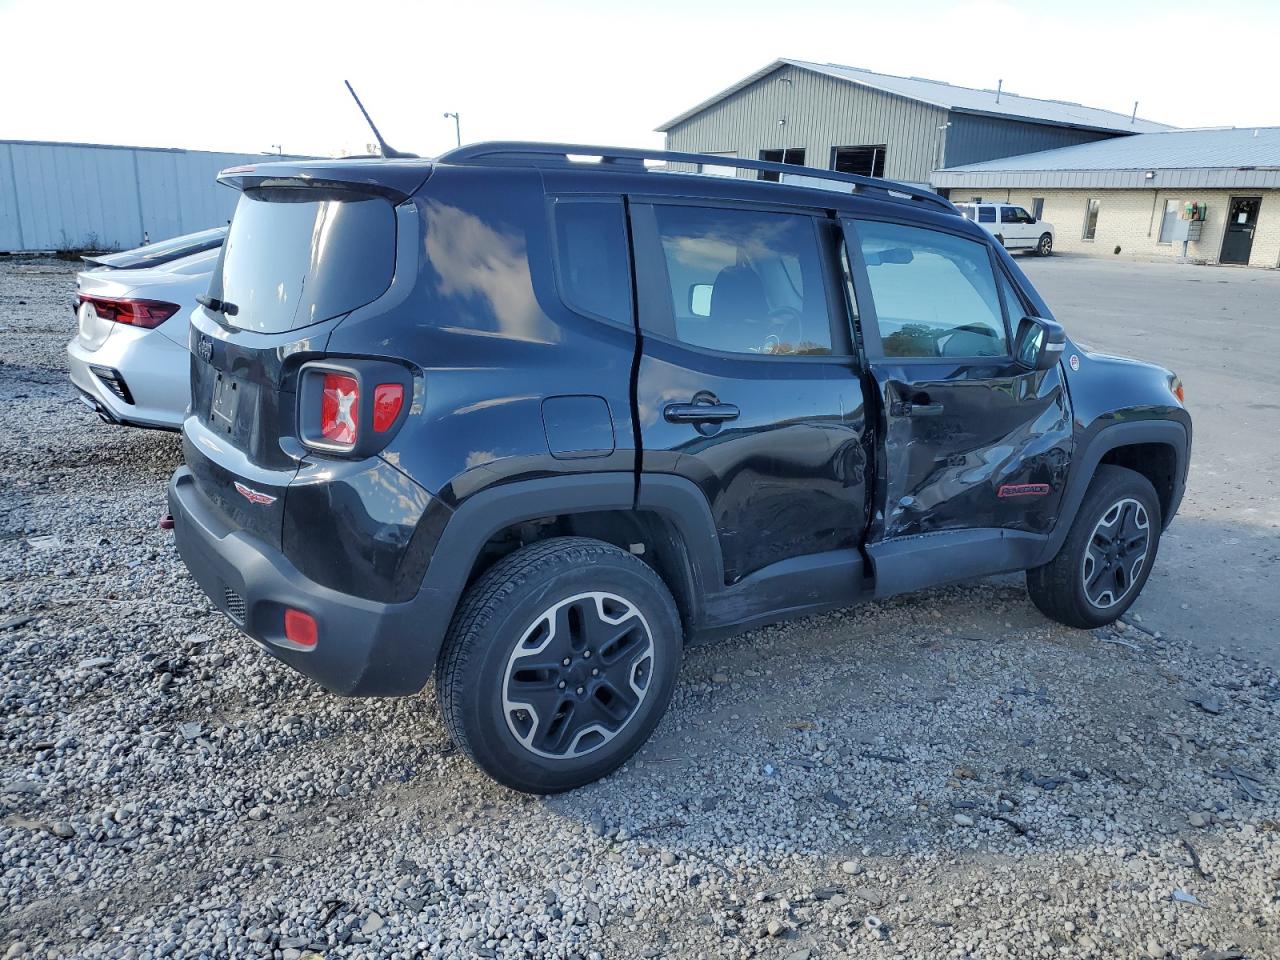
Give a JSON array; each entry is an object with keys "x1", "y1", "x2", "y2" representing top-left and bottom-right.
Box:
[{"x1": 443, "y1": 112, "x2": 461, "y2": 148}]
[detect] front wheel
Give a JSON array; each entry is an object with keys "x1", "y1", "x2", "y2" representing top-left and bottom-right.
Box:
[
  {"x1": 437, "y1": 537, "x2": 682, "y2": 793},
  {"x1": 1037, "y1": 233, "x2": 1054, "y2": 256},
  {"x1": 1026, "y1": 466, "x2": 1161, "y2": 629}
]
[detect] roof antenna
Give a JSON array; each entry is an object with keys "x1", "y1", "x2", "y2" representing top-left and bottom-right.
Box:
[
  {"x1": 996, "y1": 79, "x2": 1002, "y2": 103},
  {"x1": 1131, "y1": 100, "x2": 1139, "y2": 124},
  {"x1": 344, "y1": 80, "x2": 417, "y2": 159}
]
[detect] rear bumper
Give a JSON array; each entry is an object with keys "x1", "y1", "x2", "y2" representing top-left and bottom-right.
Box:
[
  {"x1": 168, "y1": 466, "x2": 444, "y2": 696},
  {"x1": 67, "y1": 331, "x2": 186, "y2": 430}
]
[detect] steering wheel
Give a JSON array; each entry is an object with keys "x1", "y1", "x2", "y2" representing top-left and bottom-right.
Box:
[{"x1": 763, "y1": 306, "x2": 803, "y2": 353}]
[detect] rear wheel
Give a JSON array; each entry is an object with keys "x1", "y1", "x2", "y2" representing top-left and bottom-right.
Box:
[
  {"x1": 1037, "y1": 233, "x2": 1054, "y2": 256},
  {"x1": 437, "y1": 537, "x2": 682, "y2": 793},
  {"x1": 1026, "y1": 466, "x2": 1161, "y2": 629},
  {"x1": 994, "y1": 234, "x2": 1005, "y2": 248}
]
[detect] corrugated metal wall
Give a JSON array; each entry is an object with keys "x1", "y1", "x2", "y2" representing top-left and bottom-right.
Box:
[
  {"x1": 943, "y1": 115, "x2": 1118, "y2": 168},
  {"x1": 663, "y1": 64, "x2": 949, "y2": 184},
  {"x1": 0, "y1": 141, "x2": 299, "y2": 253}
]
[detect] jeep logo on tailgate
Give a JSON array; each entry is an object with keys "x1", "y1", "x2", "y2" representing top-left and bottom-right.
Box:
[
  {"x1": 234, "y1": 481, "x2": 276, "y2": 506},
  {"x1": 197, "y1": 335, "x2": 213, "y2": 363}
]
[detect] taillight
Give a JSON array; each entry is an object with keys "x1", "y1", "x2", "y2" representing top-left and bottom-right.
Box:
[
  {"x1": 77, "y1": 295, "x2": 179, "y2": 329},
  {"x1": 320, "y1": 373, "x2": 359, "y2": 446},
  {"x1": 373, "y1": 383, "x2": 404, "y2": 432},
  {"x1": 299, "y1": 361, "x2": 413, "y2": 457}
]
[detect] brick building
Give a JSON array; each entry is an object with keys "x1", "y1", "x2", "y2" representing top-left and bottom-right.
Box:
[{"x1": 933, "y1": 128, "x2": 1280, "y2": 268}]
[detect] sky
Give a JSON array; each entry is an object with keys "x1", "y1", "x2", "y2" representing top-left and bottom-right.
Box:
[{"x1": 2, "y1": 0, "x2": 1277, "y2": 159}]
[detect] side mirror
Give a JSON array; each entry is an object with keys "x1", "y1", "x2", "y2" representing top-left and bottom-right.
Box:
[
  {"x1": 1015, "y1": 315, "x2": 1067, "y2": 371},
  {"x1": 689, "y1": 283, "x2": 713, "y2": 317}
]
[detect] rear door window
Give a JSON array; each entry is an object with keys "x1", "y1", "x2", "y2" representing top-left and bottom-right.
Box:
[
  {"x1": 649, "y1": 205, "x2": 833, "y2": 356},
  {"x1": 978, "y1": 206, "x2": 997, "y2": 223},
  {"x1": 212, "y1": 188, "x2": 396, "y2": 334}
]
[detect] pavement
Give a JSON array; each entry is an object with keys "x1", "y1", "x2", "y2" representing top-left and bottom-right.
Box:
[{"x1": 1019, "y1": 254, "x2": 1280, "y2": 669}]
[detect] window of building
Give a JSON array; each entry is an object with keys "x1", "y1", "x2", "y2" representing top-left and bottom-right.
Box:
[
  {"x1": 1158, "y1": 198, "x2": 1181, "y2": 244},
  {"x1": 757, "y1": 148, "x2": 806, "y2": 182},
  {"x1": 698, "y1": 152, "x2": 739, "y2": 178},
  {"x1": 831, "y1": 145, "x2": 887, "y2": 178},
  {"x1": 1083, "y1": 198, "x2": 1101, "y2": 240},
  {"x1": 854, "y1": 220, "x2": 1008, "y2": 359},
  {"x1": 1032, "y1": 198, "x2": 1045, "y2": 221},
  {"x1": 652, "y1": 205, "x2": 832, "y2": 356},
  {"x1": 552, "y1": 199, "x2": 631, "y2": 325}
]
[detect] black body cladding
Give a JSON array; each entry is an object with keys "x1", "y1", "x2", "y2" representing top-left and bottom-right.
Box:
[{"x1": 168, "y1": 143, "x2": 1190, "y2": 700}]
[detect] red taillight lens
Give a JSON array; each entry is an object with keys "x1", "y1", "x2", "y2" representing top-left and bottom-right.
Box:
[
  {"x1": 283, "y1": 609, "x2": 318, "y2": 649},
  {"x1": 320, "y1": 373, "x2": 359, "y2": 446},
  {"x1": 78, "y1": 295, "x2": 180, "y2": 329},
  {"x1": 372, "y1": 383, "x2": 404, "y2": 432}
]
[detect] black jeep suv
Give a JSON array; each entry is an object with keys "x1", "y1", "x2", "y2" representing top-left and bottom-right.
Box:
[{"x1": 168, "y1": 143, "x2": 1190, "y2": 793}]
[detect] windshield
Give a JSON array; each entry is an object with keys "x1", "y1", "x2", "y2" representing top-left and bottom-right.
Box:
[{"x1": 210, "y1": 188, "x2": 396, "y2": 334}]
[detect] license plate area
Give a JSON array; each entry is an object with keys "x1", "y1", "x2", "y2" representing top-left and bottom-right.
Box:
[{"x1": 210, "y1": 372, "x2": 240, "y2": 431}]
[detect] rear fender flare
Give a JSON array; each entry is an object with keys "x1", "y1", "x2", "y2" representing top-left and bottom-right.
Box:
[{"x1": 412, "y1": 472, "x2": 723, "y2": 659}]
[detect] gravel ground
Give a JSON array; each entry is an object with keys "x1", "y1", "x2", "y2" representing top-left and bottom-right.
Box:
[{"x1": 2, "y1": 258, "x2": 1278, "y2": 960}]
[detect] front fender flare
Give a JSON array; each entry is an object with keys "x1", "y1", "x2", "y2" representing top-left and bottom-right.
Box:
[{"x1": 1039, "y1": 419, "x2": 1189, "y2": 565}]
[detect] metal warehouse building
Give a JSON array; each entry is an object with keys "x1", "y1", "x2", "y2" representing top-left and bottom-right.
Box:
[
  {"x1": 658, "y1": 59, "x2": 1171, "y2": 187},
  {"x1": 0, "y1": 140, "x2": 302, "y2": 254},
  {"x1": 935, "y1": 128, "x2": 1280, "y2": 268}
]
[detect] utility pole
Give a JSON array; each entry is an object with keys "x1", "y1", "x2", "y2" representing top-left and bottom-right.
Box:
[{"x1": 443, "y1": 112, "x2": 461, "y2": 148}]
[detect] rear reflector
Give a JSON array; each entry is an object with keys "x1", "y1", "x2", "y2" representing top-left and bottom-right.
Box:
[
  {"x1": 373, "y1": 383, "x2": 405, "y2": 432},
  {"x1": 77, "y1": 295, "x2": 180, "y2": 329},
  {"x1": 320, "y1": 373, "x2": 359, "y2": 446},
  {"x1": 284, "y1": 609, "x2": 318, "y2": 649}
]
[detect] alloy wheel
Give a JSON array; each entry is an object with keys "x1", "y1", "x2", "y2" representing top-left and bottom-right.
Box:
[
  {"x1": 1080, "y1": 497, "x2": 1150, "y2": 609},
  {"x1": 502, "y1": 592, "x2": 655, "y2": 759},
  {"x1": 1040, "y1": 235, "x2": 1053, "y2": 255}
]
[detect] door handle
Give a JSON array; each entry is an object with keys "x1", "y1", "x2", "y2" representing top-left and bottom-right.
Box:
[
  {"x1": 664, "y1": 400, "x2": 740, "y2": 424},
  {"x1": 891, "y1": 400, "x2": 945, "y2": 417}
]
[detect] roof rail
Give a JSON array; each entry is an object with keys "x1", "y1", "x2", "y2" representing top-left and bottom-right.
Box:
[{"x1": 438, "y1": 141, "x2": 957, "y2": 215}]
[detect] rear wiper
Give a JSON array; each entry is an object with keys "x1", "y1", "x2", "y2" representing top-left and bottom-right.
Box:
[{"x1": 197, "y1": 295, "x2": 239, "y2": 317}]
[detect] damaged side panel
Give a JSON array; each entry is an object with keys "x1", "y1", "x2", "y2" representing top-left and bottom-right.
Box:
[{"x1": 872, "y1": 362, "x2": 1073, "y2": 542}]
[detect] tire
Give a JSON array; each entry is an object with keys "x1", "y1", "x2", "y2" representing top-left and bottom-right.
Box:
[
  {"x1": 1026, "y1": 465, "x2": 1161, "y2": 629},
  {"x1": 436, "y1": 537, "x2": 682, "y2": 794},
  {"x1": 1037, "y1": 233, "x2": 1054, "y2": 256},
  {"x1": 994, "y1": 234, "x2": 1005, "y2": 248}
]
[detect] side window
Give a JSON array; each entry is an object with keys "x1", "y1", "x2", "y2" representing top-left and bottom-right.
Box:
[
  {"x1": 1000, "y1": 206, "x2": 1019, "y2": 224},
  {"x1": 1013, "y1": 207, "x2": 1034, "y2": 224},
  {"x1": 552, "y1": 199, "x2": 631, "y2": 325},
  {"x1": 978, "y1": 206, "x2": 997, "y2": 223},
  {"x1": 854, "y1": 219, "x2": 1009, "y2": 359},
  {"x1": 652, "y1": 205, "x2": 833, "y2": 356}
]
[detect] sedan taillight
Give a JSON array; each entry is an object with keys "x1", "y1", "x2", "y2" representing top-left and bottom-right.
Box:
[{"x1": 77, "y1": 295, "x2": 180, "y2": 329}]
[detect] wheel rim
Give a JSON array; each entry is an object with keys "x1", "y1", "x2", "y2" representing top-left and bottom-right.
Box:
[
  {"x1": 502, "y1": 591, "x2": 655, "y2": 760},
  {"x1": 1040, "y1": 236, "x2": 1052, "y2": 254},
  {"x1": 1081, "y1": 498, "x2": 1150, "y2": 609}
]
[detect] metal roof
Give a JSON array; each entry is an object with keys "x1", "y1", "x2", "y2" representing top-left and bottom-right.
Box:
[
  {"x1": 932, "y1": 127, "x2": 1280, "y2": 190},
  {"x1": 657, "y1": 59, "x2": 1174, "y2": 134}
]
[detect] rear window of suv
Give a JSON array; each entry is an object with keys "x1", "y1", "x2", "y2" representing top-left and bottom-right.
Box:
[{"x1": 212, "y1": 188, "x2": 396, "y2": 334}]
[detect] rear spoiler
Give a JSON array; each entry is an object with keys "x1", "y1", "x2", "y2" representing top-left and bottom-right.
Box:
[{"x1": 218, "y1": 158, "x2": 434, "y2": 203}]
